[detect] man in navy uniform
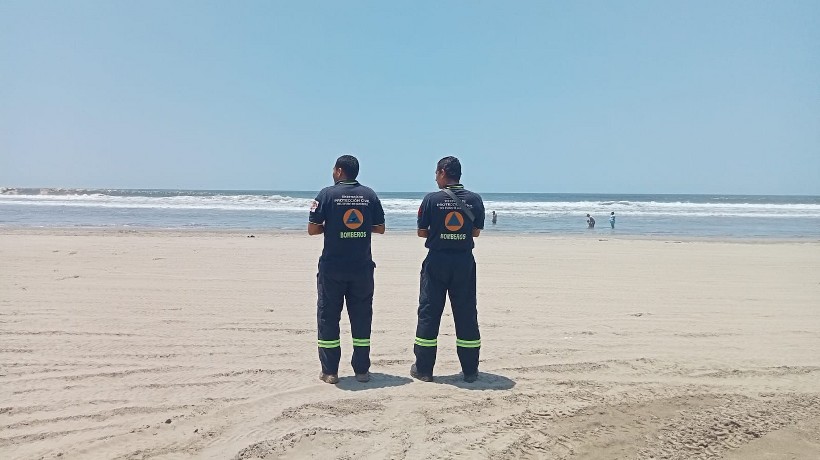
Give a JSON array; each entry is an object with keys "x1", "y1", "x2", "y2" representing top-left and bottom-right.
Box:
[
  {"x1": 412, "y1": 156, "x2": 485, "y2": 383},
  {"x1": 309, "y1": 155, "x2": 385, "y2": 384}
]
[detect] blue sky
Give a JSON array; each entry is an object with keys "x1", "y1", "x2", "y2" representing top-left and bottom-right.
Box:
[{"x1": 1, "y1": 1, "x2": 818, "y2": 194}]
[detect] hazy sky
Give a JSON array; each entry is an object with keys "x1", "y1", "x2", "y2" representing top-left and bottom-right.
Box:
[{"x1": 1, "y1": 1, "x2": 818, "y2": 194}]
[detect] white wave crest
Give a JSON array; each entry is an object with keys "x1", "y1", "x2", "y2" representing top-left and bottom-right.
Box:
[{"x1": 1, "y1": 194, "x2": 819, "y2": 218}]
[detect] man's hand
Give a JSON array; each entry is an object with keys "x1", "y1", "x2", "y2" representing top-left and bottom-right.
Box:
[
  {"x1": 372, "y1": 224, "x2": 386, "y2": 234},
  {"x1": 472, "y1": 229, "x2": 481, "y2": 237},
  {"x1": 417, "y1": 229, "x2": 429, "y2": 238},
  {"x1": 308, "y1": 223, "x2": 324, "y2": 235}
]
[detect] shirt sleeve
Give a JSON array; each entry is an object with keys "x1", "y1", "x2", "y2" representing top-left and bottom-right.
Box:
[
  {"x1": 417, "y1": 194, "x2": 431, "y2": 229},
  {"x1": 472, "y1": 195, "x2": 486, "y2": 230},
  {"x1": 309, "y1": 190, "x2": 326, "y2": 225},
  {"x1": 371, "y1": 194, "x2": 385, "y2": 226}
]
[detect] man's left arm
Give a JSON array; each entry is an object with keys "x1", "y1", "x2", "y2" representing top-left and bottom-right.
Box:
[
  {"x1": 308, "y1": 193, "x2": 326, "y2": 235},
  {"x1": 308, "y1": 222, "x2": 325, "y2": 235},
  {"x1": 417, "y1": 195, "x2": 431, "y2": 238}
]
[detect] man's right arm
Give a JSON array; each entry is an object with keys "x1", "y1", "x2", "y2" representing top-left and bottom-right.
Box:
[
  {"x1": 472, "y1": 195, "x2": 485, "y2": 238},
  {"x1": 372, "y1": 194, "x2": 386, "y2": 235}
]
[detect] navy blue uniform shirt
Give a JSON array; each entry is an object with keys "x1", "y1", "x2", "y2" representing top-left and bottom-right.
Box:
[
  {"x1": 418, "y1": 185, "x2": 485, "y2": 251},
  {"x1": 309, "y1": 180, "x2": 385, "y2": 271}
]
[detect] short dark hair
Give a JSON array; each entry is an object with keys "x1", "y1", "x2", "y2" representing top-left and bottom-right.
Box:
[
  {"x1": 437, "y1": 156, "x2": 461, "y2": 181},
  {"x1": 335, "y1": 155, "x2": 359, "y2": 179}
]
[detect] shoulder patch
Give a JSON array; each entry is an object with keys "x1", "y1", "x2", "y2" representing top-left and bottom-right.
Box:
[{"x1": 310, "y1": 200, "x2": 319, "y2": 212}]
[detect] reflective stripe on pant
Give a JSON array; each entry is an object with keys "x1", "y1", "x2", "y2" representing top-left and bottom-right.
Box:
[
  {"x1": 414, "y1": 250, "x2": 480, "y2": 376},
  {"x1": 317, "y1": 265, "x2": 374, "y2": 375}
]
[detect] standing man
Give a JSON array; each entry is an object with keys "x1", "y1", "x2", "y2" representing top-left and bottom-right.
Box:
[
  {"x1": 586, "y1": 213, "x2": 596, "y2": 228},
  {"x1": 412, "y1": 156, "x2": 485, "y2": 383},
  {"x1": 308, "y1": 155, "x2": 385, "y2": 384},
  {"x1": 610, "y1": 211, "x2": 616, "y2": 229}
]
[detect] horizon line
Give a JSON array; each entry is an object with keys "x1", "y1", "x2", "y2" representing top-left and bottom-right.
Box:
[{"x1": 2, "y1": 186, "x2": 819, "y2": 198}]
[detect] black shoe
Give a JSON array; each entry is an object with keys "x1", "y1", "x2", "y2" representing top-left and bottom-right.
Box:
[
  {"x1": 319, "y1": 372, "x2": 339, "y2": 384},
  {"x1": 410, "y1": 364, "x2": 433, "y2": 382},
  {"x1": 462, "y1": 372, "x2": 478, "y2": 383},
  {"x1": 355, "y1": 372, "x2": 371, "y2": 383}
]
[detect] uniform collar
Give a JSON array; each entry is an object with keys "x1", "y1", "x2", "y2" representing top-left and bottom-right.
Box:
[
  {"x1": 335, "y1": 180, "x2": 359, "y2": 185},
  {"x1": 443, "y1": 184, "x2": 464, "y2": 189}
]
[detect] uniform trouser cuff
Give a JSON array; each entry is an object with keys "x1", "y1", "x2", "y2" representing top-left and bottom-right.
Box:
[
  {"x1": 318, "y1": 347, "x2": 342, "y2": 374},
  {"x1": 413, "y1": 344, "x2": 437, "y2": 375},
  {"x1": 456, "y1": 346, "x2": 480, "y2": 375},
  {"x1": 351, "y1": 345, "x2": 371, "y2": 374}
]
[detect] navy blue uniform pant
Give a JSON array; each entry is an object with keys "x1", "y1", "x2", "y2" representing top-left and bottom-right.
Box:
[
  {"x1": 414, "y1": 250, "x2": 480, "y2": 376},
  {"x1": 316, "y1": 264, "x2": 373, "y2": 375}
]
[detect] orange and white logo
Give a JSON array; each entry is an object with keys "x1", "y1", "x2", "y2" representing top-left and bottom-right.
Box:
[
  {"x1": 444, "y1": 211, "x2": 464, "y2": 232},
  {"x1": 343, "y1": 209, "x2": 364, "y2": 230}
]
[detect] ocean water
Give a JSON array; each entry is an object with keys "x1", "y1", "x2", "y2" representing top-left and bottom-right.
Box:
[{"x1": 1, "y1": 188, "x2": 819, "y2": 239}]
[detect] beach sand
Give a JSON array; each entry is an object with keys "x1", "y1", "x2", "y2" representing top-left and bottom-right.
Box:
[{"x1": 1, "y1": 229, "x2": 819, "y2": 459}]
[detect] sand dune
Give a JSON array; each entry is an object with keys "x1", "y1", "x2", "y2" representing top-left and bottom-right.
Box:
[{"x1": 1, "y1": 229, "x2": 819, "y2": 459}]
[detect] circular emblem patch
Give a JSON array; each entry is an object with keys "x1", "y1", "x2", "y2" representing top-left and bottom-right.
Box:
[
  {"x1": 444, "y1": 211, "x2": 464, "y2": 232},
  {"x1": 343, "y1": 209, "x2": 364, "y2": 230}
]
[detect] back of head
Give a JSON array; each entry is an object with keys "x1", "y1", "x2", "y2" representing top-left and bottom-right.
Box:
[
  {"x1": 437, "y1": 156, "x2": 462, "y2": 181},
  {"x1": 335, "y1": 155, "x2": 359, "y2": 180}
]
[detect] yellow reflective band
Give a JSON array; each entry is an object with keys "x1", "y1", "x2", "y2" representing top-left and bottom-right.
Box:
[
  {"x1": 456, "y1": 339, "x2": 481, "y2": 348},
  {"x1": 414, "y1": 337, "x2": 438, "y2": 347},
  {"x1": 352, "y1": 338, "x2": 371, "y2": 347},
  {"x1": 317, "y1": 339, "x2": 341, "y2": 348}
]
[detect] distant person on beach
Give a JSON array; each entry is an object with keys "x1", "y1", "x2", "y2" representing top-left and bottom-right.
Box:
[
  {"x1": 586, "y1": 214, "x2": 595, "y2": 228},
  {"x1": 308, "y1": 155, "x2": 385, "y2": 384},
  {"x1": 492, "y1": 211, "x2": 497, "y2": 225},
  {"x1": 610, "y1": 212, "x2": 615, "y2": 229},
  {"x1": 412, "y1": 156, "x2": 485, "y2": 383}
]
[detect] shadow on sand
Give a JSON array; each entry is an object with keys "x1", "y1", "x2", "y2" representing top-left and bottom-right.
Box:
[
  {"x1": 335, "y1": 372, "x2": 413, "y2": 391},
  {"x1": 433, "y1": 371, "x2": 516, "y2": 390}
]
